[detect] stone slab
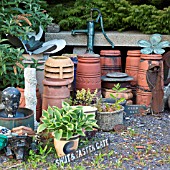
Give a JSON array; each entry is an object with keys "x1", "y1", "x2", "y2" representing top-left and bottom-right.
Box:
[{"x1": 45, "y1": 31, "x2": 170, "y2": 47}]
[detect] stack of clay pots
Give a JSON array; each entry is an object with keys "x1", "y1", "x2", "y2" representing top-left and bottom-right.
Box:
[
  {"x1": 125, "y1": 50, "x2": 141, "y2": 104},
  {"x1": 102, "y1": 88, "x2": 133, "y2": 105},
  {"x1": 136, "y1": 54, "x2": 163, "y2": 107},
  {"x1": 42, "y1": 56, "x2": 74, "y2": 110},
  {"x1": 101, "y1": 72, "x2": 134, "y2": 105}
]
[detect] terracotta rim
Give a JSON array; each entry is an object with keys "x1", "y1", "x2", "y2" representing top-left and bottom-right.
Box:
[
  {"x1": 78, "y1": 53, "x2": 100, "y2": 58},
  {"x1": 127, "y1": 50, "x2": 141, "y2": 56},
  {"x1": 140, "y1": 54, "x2": 162, "y2": 60},
  {"x1": 43, "y1": 78, "x2": 72, "y2": 86},
  {"x1": 100, "y1": 50, "x2": 121, "y2": 56}
]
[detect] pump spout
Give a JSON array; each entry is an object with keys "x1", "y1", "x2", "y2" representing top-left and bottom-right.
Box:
[{"x1": 71, "y1": 29, "x2": 88, "y2": 35}]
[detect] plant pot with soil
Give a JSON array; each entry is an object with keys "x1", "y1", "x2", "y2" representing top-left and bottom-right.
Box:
[
  {"x1": 95, "y1": 83, "x2": 127, "y2": 131},
  {"x1": 37, "y1": 102, "x2": 98, "y2": 157}
]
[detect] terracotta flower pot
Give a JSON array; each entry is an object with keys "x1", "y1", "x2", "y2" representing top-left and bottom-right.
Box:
[
  {"x1": 76, "y1": 53, "x2": 101, "y2": 94},
  {"x1": 125, "y1": 50, "x2": 141, "y2": 86},
  {"x1": 102, "y1": 88, "x2": 133, "y2": 100},
  {"x1": 53, "y1": 135, "x2": 79, "y2": 157},
  {"x1": 17, "y1": 87, "x2": 42, "y2": 122},
  {"x1": 100, "y1": 50, "x2": 122, "y2": 76},
  {"x1": 136, "y1": 89, "x2": 152, "y2": 107},
  {"x1": 137, "y1": 54, "x2": 163, "y2": 90}
]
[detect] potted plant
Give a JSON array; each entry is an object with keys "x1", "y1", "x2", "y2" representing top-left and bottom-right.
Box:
[
  {"x1": 37, "y1": 102, "x2": 98, "y2": 157},
  {"x1": 65, "y1": 88, "x2": 98, "y2": 119},
  {"x1": 95, "y1": 83, "x2": 127, "y2": 131}
]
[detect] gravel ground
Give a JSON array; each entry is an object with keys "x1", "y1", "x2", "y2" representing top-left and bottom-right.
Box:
[
  {"x1": 68, "y1": 111, "x2": 170, "y2": 170},
  {"x1": 0, "y1": 111, "x2": 170, "y2": 170}
]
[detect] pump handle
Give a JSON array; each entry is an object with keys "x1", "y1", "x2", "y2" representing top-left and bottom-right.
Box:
[{"x1": 91, "y1": 8, "x2": 114, "y2": 48}]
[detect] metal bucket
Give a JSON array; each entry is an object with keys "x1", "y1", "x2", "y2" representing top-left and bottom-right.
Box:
[{"x1": 0, "y1": 108, "x2": 34, "y2": 130}]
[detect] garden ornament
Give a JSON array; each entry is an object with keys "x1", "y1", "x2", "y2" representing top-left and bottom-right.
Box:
[
  {"x1": 5, "y1": 135, "x2": 32, "y2": 161},
  {"x1": 146, "y1": 61, "x2": 164, "y2": 113},
  {"x1": 137, "y1": 34, "x2": 170, "y2": 54},
  {"x1": 137, "y1": 34, "x2": 168, "y2": 113},
  {"x1": 71, "y1": 8, "x2": 114, "y2": 54},
  {"x1": 6, "y1": 25, "x2": 66, "y2": 55},
  {"x1": 1, "y1": 87, "x2": 21, "y2": 118}
]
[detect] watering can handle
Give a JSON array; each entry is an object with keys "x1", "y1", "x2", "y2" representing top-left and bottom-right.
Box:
[{"x1": 91, "y1": 8, "x2": 114, "y2": 48}]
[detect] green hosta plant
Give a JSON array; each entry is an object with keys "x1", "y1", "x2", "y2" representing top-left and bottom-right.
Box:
[
  {"x1": 37, "y1": 102, "x2": 98, "y2": 140},
  {"x1": 138, "y1": 34, "x2": 170, "y2": 55}
]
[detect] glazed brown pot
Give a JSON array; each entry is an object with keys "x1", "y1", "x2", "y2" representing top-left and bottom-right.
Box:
[
  {"x1": 17, "y1": 87, "x2": 42, "y2": 122},
  {"x1": 137, "y1": 54, "x2": 163, "y2": 90},
  {"x1": 76, "y1": 54, "x2": 101, "y2": 94},
  {"x1": 100, "y1": 50, "x2": 122, "y2": 76},
  {"x1": 125, "y1": 50, "x2": 141, "y2": 86},
  {"x1": 42, "y1": 78, "x2": 71, "y2": 110}
]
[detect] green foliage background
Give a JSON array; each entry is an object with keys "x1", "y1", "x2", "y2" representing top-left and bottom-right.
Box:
[{"x1": 46, "y1": 0, "x2": 170, "y2": 34}]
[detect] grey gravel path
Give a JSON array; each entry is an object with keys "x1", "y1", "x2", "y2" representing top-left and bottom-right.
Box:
[{"x1": 69, "y1": 111, "x2": 170, "y2": 170}]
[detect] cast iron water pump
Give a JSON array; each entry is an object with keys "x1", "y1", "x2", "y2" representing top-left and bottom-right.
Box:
[{"x1": 71, "y1": 8, "x2": 114, "y2": 54}]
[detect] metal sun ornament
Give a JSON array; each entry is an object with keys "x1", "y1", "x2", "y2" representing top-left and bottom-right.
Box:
[
  {"x1": 137, "y1": 34, "x2": 170, "y2": 55},
  {"x1": 6, "y1": 25, "x2": 66, "y2": 55}
]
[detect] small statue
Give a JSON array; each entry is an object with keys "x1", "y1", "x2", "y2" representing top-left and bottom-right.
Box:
[{"x1": 1, "y1": 87, "x2": 21, "y2": 117}]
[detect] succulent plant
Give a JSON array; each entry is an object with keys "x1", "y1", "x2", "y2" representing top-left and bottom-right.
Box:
[
  {"x1": 138, "y1": 34, "x2": 170, "y2": 55},
  {"x1": 6, "y1": 25, "x2": 66, "y2": 55}
]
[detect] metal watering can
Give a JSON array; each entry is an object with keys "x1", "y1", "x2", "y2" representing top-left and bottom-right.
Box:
[{"x1": 71, "y1": 8, "x2": 114, "y2": 54}]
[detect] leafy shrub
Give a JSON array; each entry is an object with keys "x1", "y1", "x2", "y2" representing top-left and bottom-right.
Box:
[
  {"x1": 127, "y1": 0, "x2": 168, "y2": 9},
  {"x1": 47, "y1": 0, "x2": 170, "y2": 34},
  {"x1": 0, "y1": 0, "x2": 53, "y2": 38}
]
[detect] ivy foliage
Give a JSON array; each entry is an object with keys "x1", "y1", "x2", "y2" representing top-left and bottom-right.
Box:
[{"x1": 47, "y1": 0, "x2": 170, "y2": 34}]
